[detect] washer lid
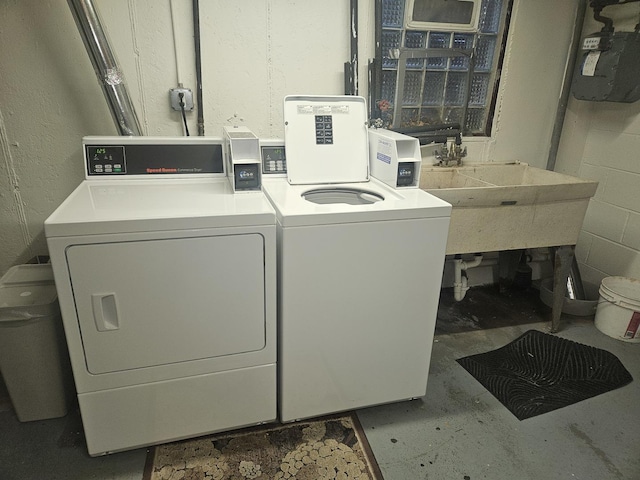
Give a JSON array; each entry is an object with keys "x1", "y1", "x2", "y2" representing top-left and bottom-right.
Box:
[{"x1": 284, "y1": 95, "x2": 369, "y2": 185}]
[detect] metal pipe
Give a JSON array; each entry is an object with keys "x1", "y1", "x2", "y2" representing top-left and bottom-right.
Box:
[
  {"x1": 372, "y1": 0, "x2": 383, "y2": 119},
  {"x1": 546, "y1": 0, "x2": 588, "y2": 171},
  {"x1": 67, "y1": 0, "x2": 142, "y2": 136},
  {"x1": 349, "y1": 0, "x2": 359, "y2": 95},
  {"x1": 193, "y1": 0, "x2": 205, "y2": 136}
]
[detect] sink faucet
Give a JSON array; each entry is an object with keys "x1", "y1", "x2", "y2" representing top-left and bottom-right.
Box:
[
  {"x1": 391, "y1": 122, "x2": 467, "y2": 166},
  {"x1": 435, "y1": 133, "x2": 467, "y2": 167}
]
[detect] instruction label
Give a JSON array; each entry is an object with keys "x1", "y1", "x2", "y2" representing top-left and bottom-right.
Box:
[
  {"x1": 297, "y1": 105, "x2": 350, "y2": 115},
  {"x1": 376, "y1": 138, "x2": 392, "y2": 164},
  {"x1": 581, "y1": 51, "x2": 600, "y2": 77}
]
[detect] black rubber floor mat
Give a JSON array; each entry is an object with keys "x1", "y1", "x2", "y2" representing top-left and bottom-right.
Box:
[{"x1": 457, "y1": 330, "x2": 633, "y2": 420}]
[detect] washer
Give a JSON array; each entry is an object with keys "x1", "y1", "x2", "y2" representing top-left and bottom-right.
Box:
[
  {"x1": 45, "y1": 136, "x2": 277, "y2": 456},
  {"x1": 262, "y1": 96, "x2": 452, "y2": 422}
]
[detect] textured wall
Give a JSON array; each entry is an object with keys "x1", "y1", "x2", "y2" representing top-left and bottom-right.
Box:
[
  {"x1": 0, "y1": 0, "x2": 115, "y2": 274},
  {"x1": 487, "y1": 0, "x2": 579, "y2": 167},
  {"x1": 556, "y1": 3, "x2": 640, "y2": 285},
  {"x1": 0, "y1": 0, "x2": 580, "y2": 275}
]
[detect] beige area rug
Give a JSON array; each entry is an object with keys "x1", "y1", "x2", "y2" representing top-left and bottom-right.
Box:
[{"x1": 143, "y1": 413, "x2": 383, "y2": 480}]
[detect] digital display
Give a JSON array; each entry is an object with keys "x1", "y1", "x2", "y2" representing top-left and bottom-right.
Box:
[{"x1": 263, "y1": 147, "x2": 285, "y2": 162}]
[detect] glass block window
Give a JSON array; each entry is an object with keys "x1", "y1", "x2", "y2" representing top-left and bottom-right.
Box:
[{"x1": 375, "y1": 0, "x2": 511, "y2": 135}]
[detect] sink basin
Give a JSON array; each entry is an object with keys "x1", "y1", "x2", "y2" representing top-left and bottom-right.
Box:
[{"x1": 419, "y1": 163, "x2": 598, "y2": 254}]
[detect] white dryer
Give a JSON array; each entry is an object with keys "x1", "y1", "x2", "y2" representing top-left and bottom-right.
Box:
[
  {"x1": 262, "y1": 96, "x2": 452, "y2": 422},
  {"x1": 45, "y1": 137, "x2": 277, "y2": 456}
]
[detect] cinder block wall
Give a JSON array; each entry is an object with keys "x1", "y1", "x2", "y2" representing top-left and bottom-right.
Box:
[{"x1": 556, "y1": 3, "x2": 640, "y2": 286}]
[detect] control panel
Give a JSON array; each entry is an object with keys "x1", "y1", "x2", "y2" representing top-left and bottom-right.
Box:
[
  {"x1": 261, "y1": 144, "x2": 287, "y2": 175},
  {"x1": 87, "y1": 146, "x2": 126, "y2": 175},
  {"x1": 84, "y1": 139, "x2": 224, "y2": 177}
]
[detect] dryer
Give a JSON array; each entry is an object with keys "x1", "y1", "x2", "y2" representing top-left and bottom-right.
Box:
[
  {"x1": 262, "y1": 96, "x2": 452, "y2": 422},
  {"x1": 45, "y1": 136, "x2": 277, "y2": 456}
]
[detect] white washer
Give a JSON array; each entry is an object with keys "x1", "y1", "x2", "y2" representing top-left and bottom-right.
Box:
[
  {"x1": 45, "y1": 137, "x2": 277, "y2": 456},
  {"x1": 262, "y1": 96, "x2": 452, "y2": 422}
]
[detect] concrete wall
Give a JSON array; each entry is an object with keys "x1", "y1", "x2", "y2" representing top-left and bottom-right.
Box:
[
  {"x1": 0, "y1": 0, "x2": 116, "y2": 272},
  {"x1": 486, "y1": 0, "x2": 579, "y2": 166},
  {"x1": 556, "y1": 2, "x2": 640, "y2": 287},
  {"x1": 1, "y1": 0, "x2": 578, "y2": 274}
]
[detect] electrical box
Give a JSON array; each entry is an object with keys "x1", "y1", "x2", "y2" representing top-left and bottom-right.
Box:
[
  {"x1": 572, "y1": 31, "x2": 640, "y2": 103},
  {"x1": 223, "y1": 126, "x2": 262, "y2": 192},
  {"x1": 368, "y1": 128, "x2": 422, "y2": 189}
]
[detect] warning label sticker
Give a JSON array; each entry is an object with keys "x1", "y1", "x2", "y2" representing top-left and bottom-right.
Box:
[{"x1": 582, "y1": 51, "x2": 600, "y2": 77}]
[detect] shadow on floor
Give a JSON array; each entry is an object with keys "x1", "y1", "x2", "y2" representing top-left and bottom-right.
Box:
[{"x1": 436, "y1": 285, "x2": 555, "y2": 334}]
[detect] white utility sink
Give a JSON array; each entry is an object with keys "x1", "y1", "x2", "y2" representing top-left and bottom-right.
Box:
[{"x1": 420, "y1": 162, "x2": 598, "y2": 255}]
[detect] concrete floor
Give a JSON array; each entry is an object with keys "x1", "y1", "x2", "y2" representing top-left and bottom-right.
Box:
[{"x1": 1, "y1": 287, "x2": 638, "y2": 480}]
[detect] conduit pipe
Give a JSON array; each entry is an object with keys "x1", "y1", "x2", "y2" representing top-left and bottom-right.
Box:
[
  {"x1": 546, "y1": 0, "x2": 587, "y2": 171},
  {"x1": 193, "y1": 0, "x2": 205, "y2": 136},
  {"x1": 453, "y1": 253, "x2": 483, "y2": 302},
  {"x1": 68, "y1": 0, "x2": 142, "y2": 136}
]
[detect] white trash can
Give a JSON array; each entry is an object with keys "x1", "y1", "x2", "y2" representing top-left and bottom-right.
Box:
[
  {"x1": 0, "y1": 264, "x2": 73, "y2": 421},
  {"x1": 594, "y1": 276, "x2": 640, "y2": 343}
]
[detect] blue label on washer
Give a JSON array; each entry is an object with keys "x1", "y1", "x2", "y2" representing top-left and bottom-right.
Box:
[{"x1": 377, "y1": 152, "x2": 392, "y2": 164}]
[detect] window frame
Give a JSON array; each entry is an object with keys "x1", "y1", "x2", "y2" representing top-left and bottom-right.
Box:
[
  {"x1": 405, "y1": 0, "x2": 481, "y2": 32},
  {"x1": 371, "y1": 0, "x2": 513, "y2": 138}
]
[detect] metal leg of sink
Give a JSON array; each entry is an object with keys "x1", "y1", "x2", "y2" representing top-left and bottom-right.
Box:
[{"x1": 550, "y1": 245, "x2": 575, "y2": 333}]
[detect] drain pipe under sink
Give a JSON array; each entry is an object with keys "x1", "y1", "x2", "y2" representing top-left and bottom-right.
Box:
[{"x1": 453, "y1": 253, "x2": 484, "y2": 301}]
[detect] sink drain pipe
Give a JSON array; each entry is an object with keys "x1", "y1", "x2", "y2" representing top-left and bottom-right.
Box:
[{"x1": 453, "y1": 253, "x2": 484, "y2": 301}]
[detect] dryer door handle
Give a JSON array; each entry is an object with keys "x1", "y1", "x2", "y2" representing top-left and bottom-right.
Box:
[{"x1": 91, "y1": 293, "x2": 120, "y2": 331}]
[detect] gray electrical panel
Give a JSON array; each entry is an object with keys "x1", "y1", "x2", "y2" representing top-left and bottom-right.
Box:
[{"x1": 572, "y1": 31, "x2": 640, "y2": 103}]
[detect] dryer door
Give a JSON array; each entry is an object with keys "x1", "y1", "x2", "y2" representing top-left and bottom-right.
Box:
[{"x1": 66, "y1": 233, "x2": 266, "y2": 374}]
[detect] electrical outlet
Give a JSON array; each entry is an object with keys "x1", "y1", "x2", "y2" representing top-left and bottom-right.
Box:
[{"x1": 169, "y1": 87, "x2": 194, "y2": 111}]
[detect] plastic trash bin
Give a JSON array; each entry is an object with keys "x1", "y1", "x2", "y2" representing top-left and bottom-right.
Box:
[{"x1": 0, "y1": 264, "x2": 73, "y2": 422}]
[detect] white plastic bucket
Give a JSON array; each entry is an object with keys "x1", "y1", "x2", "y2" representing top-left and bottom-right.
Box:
[{"x1": 594, "y1": 276, "x2": 640, "y2": 343}]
